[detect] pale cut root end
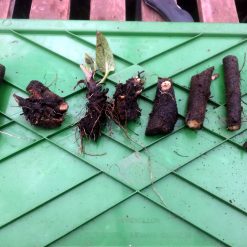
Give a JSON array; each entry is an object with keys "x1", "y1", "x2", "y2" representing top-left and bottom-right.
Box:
[
  {"x1": 228, "y1": 125, "x2": 240, "y2": 131},
  {"x1": 59, "y1": 102, "x2": 69, "y2": 112},
  {"x1": 161, "y1": 80, "x2": 171, "y2": 91},
  {"x1": 186, "y1": 120, "x2": 202, "y2": 129}
]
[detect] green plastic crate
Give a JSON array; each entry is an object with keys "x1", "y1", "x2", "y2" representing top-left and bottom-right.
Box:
[{"x1": 0, "y1": 20, "x2": 247, "y2": 247}]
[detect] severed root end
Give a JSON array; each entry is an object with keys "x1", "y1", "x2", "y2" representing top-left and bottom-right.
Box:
[
  {"x1": 228, "y1": 125, "x2": 240, "y2": 131},
  {"x1": 186, "y1": 120, "x2": 202, "y2": 129},
  {"x1": 59, "y1": 102, "x2": 69, "y2": 112},
  {"x1": 161, "y1": 80, "x2": 171, "y2": 91}
]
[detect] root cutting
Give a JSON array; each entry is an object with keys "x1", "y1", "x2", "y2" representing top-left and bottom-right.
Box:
[
  {"x1": 185, "y1": 67, "x2": 214, "y2": 129},
  {"x1": 223, "y1": 55, "x2": 241, "y2": 131},
  {"x1": 145, "y1": 78, "x2": 178, "y2": 136},
  {"x1": 14, "y1": 80, "x2": 68, "y2": 128},
  {"x1": 77, "y1": 79, "x2": 109, "y2": 141},
  {"x1": 107, "y1": 72, "x2": 144, "y2": 125}
]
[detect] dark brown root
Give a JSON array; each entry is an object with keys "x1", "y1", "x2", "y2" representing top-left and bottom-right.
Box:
[
  {"x1": 107, "y1": 73, "x2": 144, "y2": 125},
  {"x1": 0, "y1": 64, "x2": 5, "y2": 83},
  {"x1": 185, "y1": 67, "x2": 214, "y2": 129},
  {"x1": 77, "y1": 80, "x2": 108, "y2": 141},
  {"x1": 243, "y1": 142, "x2": 247, "y2": 151},
  {"x1": 145, "y1": 78, "x2": 178, "y2": 136},
  {"x1": 223, "y1": 55, "x2": 241, "y2": 131},
  {"x1": 14, "y1": 80, "x2": 68, "y2": 128}
]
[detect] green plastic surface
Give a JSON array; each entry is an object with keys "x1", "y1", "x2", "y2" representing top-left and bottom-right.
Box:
[{"x1": 0, "y1": 20, "x2": 247, "y2": 246}]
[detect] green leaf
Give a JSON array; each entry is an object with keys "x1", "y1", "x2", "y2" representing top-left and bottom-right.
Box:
[
  {"x1": 79, "y1": 54, "x2": 97, "y2": 82},
  {"x1": 84, "y1": 53, "x2": 97, "y2": 73},
  {"x1": 96, "y1": 32, "x2": 115, "y2": 78}
]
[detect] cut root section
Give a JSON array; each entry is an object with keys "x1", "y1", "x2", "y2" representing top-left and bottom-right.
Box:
[
  {"x1": 13, "y1": 80, "x2": 68, "y2": 128},
  {"x1": 145, "y1": 78, "x2": 178, "y2": 136},
  {"x1": 77, "y1": 80, "x2": 108, "y2": 141},
  {"x1": 185, "y1": 67, "x2": 214, "y2": 130},
  {"x1": 107, "y1": 73, "x2": 144, "y2": 125},
  {"x1": 223, "y1": 55, "x2": 241, "y2": 131}
]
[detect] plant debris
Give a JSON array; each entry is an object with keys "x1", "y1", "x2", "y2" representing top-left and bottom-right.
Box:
[
  {"x1": 223, "y1": 55, "x2": 241, "y2": 131},
  {"x1": 14, "y1": 80, "x2": 68, "y2": 128},
  {"x1": 185, "y1": 67, "x2": 214, "y2": 129},
  {"x1": 145, "y1": 78, "x2": 178, "y2": 136}
]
